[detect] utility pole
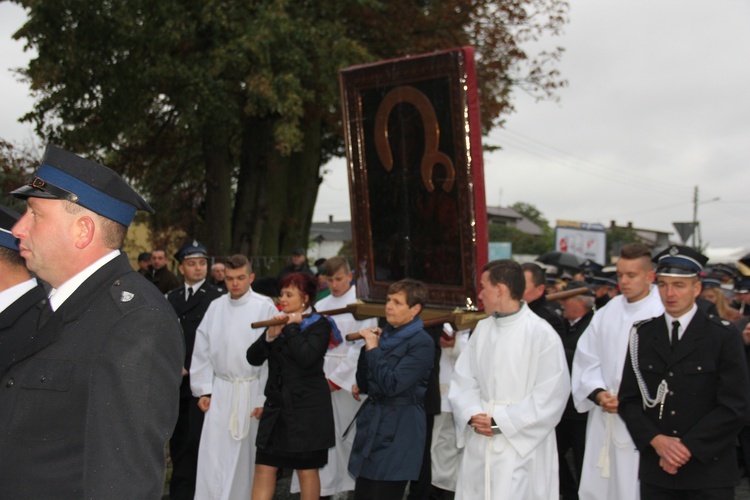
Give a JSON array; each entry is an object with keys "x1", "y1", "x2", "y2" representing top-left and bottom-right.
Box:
[
  {"x1": 690, "y1": 185, "x2": 720, "y2": 250},
  {"x1": 692, "y1": 185, "x2": 699, "y2": 249}
]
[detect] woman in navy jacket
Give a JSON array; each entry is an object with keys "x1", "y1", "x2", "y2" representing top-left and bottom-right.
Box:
[{"x1": 348, "y1": 279, "x2": 434, "y2": 500}]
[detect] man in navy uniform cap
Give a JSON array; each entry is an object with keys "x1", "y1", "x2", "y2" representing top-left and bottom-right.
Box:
[
  {"x1": 732, "y1": 275, "x2": 750, "y2": 317},
  {"x1": 588, "y1": 272, "x2": 618, "y2": 310},
  {"x1": 1, "y1": 145, "x2": 184, "y2": 499},
  {"x1": 521, "y1": 262, "x2": 566, "y2": 336},
  {"x1": 166, "y1": 239, "x2": 223, "y2": 500},
  {"x1": 0, "y1": 204, "x2": 47, "y2": 374},
  {"x1": 736, "y1": 253, "x2": 750, "y2": 295},
  {"x1": 137, "y1": 251, "x2": 152, "y2": 276},
  {"x1": 619, "y1": 245, "x2": 750, "y2": 499},
  {"x1": 556, "y1": 281, "x2": 596, "y2": 500},
  {"x1": 277, "y1": 246, "x2": 313, "y2": 281}
]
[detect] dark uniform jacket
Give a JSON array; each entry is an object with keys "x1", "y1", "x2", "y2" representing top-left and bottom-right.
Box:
[
  {"x1": 167, "y1": 281, "x2": 223, "y2": 398},
  {"x1": 733, "y1": 301, "x2": 750, "y2": 317},
  {"x1": 561, "y1": 310, "x2": 594, "y2": 420},
  {"x1": 696, "y1": 296, "x2": 719, "y2": 319},
  {"x1": 528, "y1": 295, "x2": 567, "y2": 336},
  {"x1": 0, "y1": 282, "x2": 46, "y2": 374},
  {"x1": 595, "y1": 293, "x2": 611, "y2": 310},
  {"x1": 423, "y1": 324, "x2": 442, "y2": 416},
  {"x1": 0, "y1": 254, "x2": 184, "y2": 499},
  {"x1": 246, "y1": 315, "x2": 335, "y2": 454},
  {"x1": 619, "y1": 309, "x2": 750, "y2": 490}
]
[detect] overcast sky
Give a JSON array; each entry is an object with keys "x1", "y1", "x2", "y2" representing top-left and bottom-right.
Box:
[
  {"x1": 315, "y1": 0, "x2": 750, "y2": 257},
  {"x1": 2, "y1": 1, "x2": 749, "y2": 256}
]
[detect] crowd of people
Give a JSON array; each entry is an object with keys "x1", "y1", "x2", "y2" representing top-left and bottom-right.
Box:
[{"x1": 2, "y1": 145, "x2": 750, "y2": 500}]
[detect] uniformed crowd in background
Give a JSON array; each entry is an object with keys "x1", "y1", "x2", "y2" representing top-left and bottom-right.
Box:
[{"x1": 1, "y1": 145, "x2": 750, "y2": 500}]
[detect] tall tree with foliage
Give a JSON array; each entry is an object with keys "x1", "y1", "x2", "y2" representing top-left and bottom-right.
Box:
[
  {"x1": 489, "y1": 201, "x2": 554, "y2": 254},
  {"x1": 606, "y1": 224, "x2": 640, "y2": 258},
  {"x1": 0, "y1": 140, "x2": 39, "y2": 213},
  {"x1": 8, "y1": 0, "x2": 569, "y2": 268}
]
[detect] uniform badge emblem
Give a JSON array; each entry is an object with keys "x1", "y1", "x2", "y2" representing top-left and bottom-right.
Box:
[
  {"x1": 121, "y1": 291, "x2": 135, "y2": 302},
  {"x1": 669, "y1": 246, "x2": 679, "y2": 256}
]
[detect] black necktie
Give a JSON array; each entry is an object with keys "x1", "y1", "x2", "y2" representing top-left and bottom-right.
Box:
[
  {"x1": 671, "y1": 320, "x2": 680, "y2": 351},
  {"x1": 186, "y1": 287, "x2": 194, "y2": 301},
  {"x1": 38, "y1": 300, "x2": 53, "y2": 328}
]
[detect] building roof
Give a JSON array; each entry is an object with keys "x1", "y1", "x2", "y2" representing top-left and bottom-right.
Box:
[
  {"x1": 486, "y1": 206, "x2": 523, "y2": 221},
  {"x1": 608, "y1": 220, "x2": 673, "y2": 247},
  {"x1": 486, "y1": 206, "x2": 543, "y2": 236},
  {"x1": 309, "y1": 220, "x2": 352, "y2": 243}
]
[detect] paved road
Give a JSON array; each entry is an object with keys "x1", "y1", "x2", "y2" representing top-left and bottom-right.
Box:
[{"x1": 164, "y1": 469, "x2": 750, "y2": 499}]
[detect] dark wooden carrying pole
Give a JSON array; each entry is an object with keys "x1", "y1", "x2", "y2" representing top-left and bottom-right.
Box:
[
  {"x1": 343, "y1": 314, "x2": 454, "y2": 342},
  {"x1": 252, "y1": 288, "x2": 588, "y2": 332},
  {"x1": 545, "y1": 287, "x2": 590, "y2": 301},
  {"x1": 250, "y1": 306, "x2": 355, "y2": 329}
]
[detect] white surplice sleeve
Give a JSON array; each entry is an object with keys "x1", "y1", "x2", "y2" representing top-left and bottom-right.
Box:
[
  {"x1": 448, "y1": 330, "x2": 485, "y2": 448},
  {"x1": 190, "y1": 305, "x2": 215, "y2": 398},
  {"x1": 492, "y1": 331, "x2": 569, "y2": 458},
  {"x1": 328, "y1": 317, "x2": 377, "y2": 391},
  {"x1": 571, "y1": 314, "x2": 605, "y2": 413}
]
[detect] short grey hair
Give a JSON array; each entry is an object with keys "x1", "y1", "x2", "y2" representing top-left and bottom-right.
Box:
[{"x1": 578, "y1": 295, "x2": 595, "y2": 310}]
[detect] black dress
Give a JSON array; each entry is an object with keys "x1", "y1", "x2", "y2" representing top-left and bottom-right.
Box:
[{"x1": 246, "y1": 314, "x2": 335, "y2": 469}]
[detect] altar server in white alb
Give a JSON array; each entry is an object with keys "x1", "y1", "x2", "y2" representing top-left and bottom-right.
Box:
[
  {"x1": 290, "y1": 256, "x2": 377, "y2": 497},
  {"x1": 571, "y1": 243, "x2": 663, "y2": 500},
  {"x1": 430, "y1": 323, "x2": 470, "y2": 495},
  {"x1": 449, "y1": 259, "x2": 569, "y2": 499},
  {"x1": 190, "y1": 254, "x2": 278, "y2": 500}
]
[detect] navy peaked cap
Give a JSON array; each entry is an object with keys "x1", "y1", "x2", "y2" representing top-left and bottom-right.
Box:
[
  {"x1": 587, "y1": 274, "x2": 618, "y2": 288},
  {"x1": 653, "y1": 245, "x2": 707, "y2": 277},
  {"x1": 10, "y1": 145, "x2": 153, "y2": 226},
  {"x1": 734, "y1": 276, "x2": 750, "y2": 294},
  {"x1": 0, "y1": 204, "x2": 21, "y2": 251},
  {"x1": 175, "y1": 240, "x2": 208, "y2": 263},
  {"x1": 701, "y1": 277, "x2": 722, "y2": 290}
]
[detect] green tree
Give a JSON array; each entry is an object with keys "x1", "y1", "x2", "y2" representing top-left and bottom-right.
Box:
[
  {"x1": 0, "y1": 140, "x2": 39, "y2": 214},
  {"x1": 488, "y1": 201, "x2": 554, "y2": 254},
  {"x1": 606, "y1": 225, "x2": 640, "y2": 259},
  {"x1": 489, "y1": 224, "x2": 551, "y2": 255},
  {"x1": 8, "y1": 0, "x2": 569, "y2": 268},
  {"x1": 494, "y1": 201, "x2": 554, "y2": 253},
  {"x1": 510, "y1": 201, "x2": 551, "y2": 230}
]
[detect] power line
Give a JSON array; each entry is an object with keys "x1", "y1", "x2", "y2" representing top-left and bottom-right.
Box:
[
  {"x1": 495, "y1": 128, "x2": 692, "y2": 198},
  {"x1": 608, "y1": 200, "x2": 692, "y2": 218},
  {"x1": 493, "y1": 132, "x2": 689, "y2": 198},
  {"x1": 704, "y1": 202, "x2": 748, "y2": 226}
]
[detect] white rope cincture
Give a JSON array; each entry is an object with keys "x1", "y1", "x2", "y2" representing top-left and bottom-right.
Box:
[
  {"x1": 218, "y1": 374, "x2": 259, "y2": 441},
  {"x1": 628, "y1": 324, "x2": 669, "y2": 417},
  {"x1": 596, "y1": 398, "x2": 632, "y2": 478}
]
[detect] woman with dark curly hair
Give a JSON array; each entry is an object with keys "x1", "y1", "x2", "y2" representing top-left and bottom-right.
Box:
[{"x1": 246, "y1": 272, "x2": 338, "y2": 500}]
